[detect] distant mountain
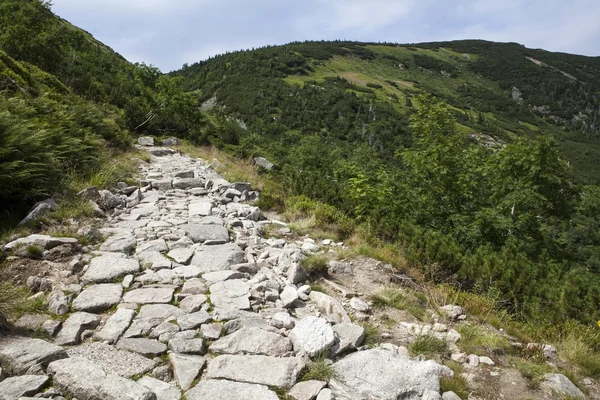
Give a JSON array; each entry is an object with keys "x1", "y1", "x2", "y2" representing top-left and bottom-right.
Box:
[{"x1": 175, "y1": 40, "x2": 600, "y2": 183}]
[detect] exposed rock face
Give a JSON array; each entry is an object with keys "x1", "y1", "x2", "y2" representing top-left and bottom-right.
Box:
[{"x1": 542, "y1": 374, "x2": 585, "y2": 399}]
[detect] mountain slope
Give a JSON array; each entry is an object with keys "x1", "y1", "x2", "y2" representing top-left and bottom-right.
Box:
[{"x1": 176, "y1": 40, "x2": 600, "y2": 183}]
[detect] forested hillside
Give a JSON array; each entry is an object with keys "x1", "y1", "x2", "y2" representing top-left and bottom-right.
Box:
[
  {"x1": 1, "y1": 0, "x2": 600, "y2": 326},
  {"x1": 174, "y1": 40, "x2": 600, "y2": 324},
  {"x1": 0, "y1": 0, "x2": 205, "y2": 220}
]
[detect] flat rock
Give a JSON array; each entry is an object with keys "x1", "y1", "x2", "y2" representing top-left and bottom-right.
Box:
[
  {"x1": 177, "y1": 310, "x2": 212, "y2": 330},
  {"x1": 172, "y1": 265, "x2": 203, "y2": 279},
  {"x1": 83, "y1": 253, "x2": 140, "y2": 283},
  {"x1": 0, "y1": 374, "x2": 49, "y2": 399},
  {"x1": 205, "y1": 354, "x2": 304, "y2": 388},
  {"x1": 190, "y1": 243, "x2": 245, "y2": 272},
  {"x1": 179, "y1": 294, "x2": 208, "y2": 313},
  {"x1": 3, "y1": 234, "x2": 78, "y2": 251},
  {"x1": 138, "y1": 377, "x2": 181, "y2": 400},
  {"x1": 123, "y1": 287, "x2": 175, "y2": 304},
  {"x1": 183, "y1": 224, "x2": 229, "y2": 244},
  {"x1": 289, "y1": 380, "x2": 327, "y2": 400},
  {"x1": 201, "y1": 323, "x2": 223, "y2": 339},
  {"x1": 309, "y1": 291, "x2": 351, "y2": 324},
  {"x1": 0, "y1": 337, "x2": 67, "y2": 374},
  {"x1": 94, "y1": 308, "x2": 136, "y2": 343},
  {"x1": 55, "y1": 312, "x2": 101, "y2": 345},
  {"x1": 209, "y1": 279, "x2": 250, "y2": 310},
  {"x1": 185, "y1": 379, "x2": 279, "y2": 400},
  {"x1": 173, "y1": 178, "x2": 204, "y2": 189},
  {"x1": 136, "y1": 238, "x2": 169, "y2": 254},
  {"x1": 167, "y1": 247, "x2": 194, "y2": 265},
  {"x1": 168, "y1": 338, "x2": 206, "y2": 355},
  {"x1": 188, "y1": 200, "x2": 214, "y2": 217},
  {"x1": 137, "y1": 251, "x2": 172, "y2": 271},
  {"x1": 67, "y1": 342, "x2": 156, "y2": 378},
  {"x1": 169, "y1": 353, "x2": 205, "y2": 391},
  {"x1": 209, "y1": 327, "x2": 292, "y2": 356},
  {"x1": 48, "y1": 357, "x2": 156, "y2": 400},
  {"x1": 290, "y1": 316, "x2": 336, "y2": 357},
  {"x1": 117, "y1": 338, "x2": 167, "y2": 356},
  {"x1": 203, "y1": 270, "x2": 245, "y2": 283},
  {"x1": 181, "y1": 278, "x2": 208, "y2": 295},
  {"x1": 330, "y1": 349, "x2": 452, "y2": 400},
  {"x1": 72, "y1": 283, "x2": 123, "y2": 312},
  {"x1": 100, "y1": 230, "x2": 137, "y2": 253}
]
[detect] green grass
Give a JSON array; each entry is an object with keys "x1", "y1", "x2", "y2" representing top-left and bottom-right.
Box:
[
  {"x1": 558, "y1": 332, "x2": 600, "y2": 378},
  {"x1": 371, "y1": 287, "x2": 426, "y2": 320},
  {"x1": 409, "y1": 335, "x2": 449, "y2": 358},
  {"x1": 440, "y1": 374, "x2": 470, "y2": 399},
  {"x1": 511, "y1": 357, "x2": 553, "y2": 388},
  {"x1": 0, "y1": 282, "x2": 47, "y2": 330},
  {"x1": 301, "y1": 254, "x2": 329, "y2": 278},
  {"x1": 25, "y1": 245, "x2": 43, "y2": 258},
  {"x1": 300, "y1": 354, "x2": 335, "y2": 381},
  {"x1": 360, "y1": 322, "x2": 381, "y2": 348},
  {"x1": 456, "y1": 324, "x2": 512, "y2": 356}
]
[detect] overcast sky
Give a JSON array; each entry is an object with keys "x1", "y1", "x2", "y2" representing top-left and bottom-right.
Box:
[{"x1": 50, "y1": 0, "x2": 600, "y2": 72}]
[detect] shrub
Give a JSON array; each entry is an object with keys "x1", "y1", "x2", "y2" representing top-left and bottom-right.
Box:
[
  {"x1": 300, "y1": 354, "x2": 335, "y2": 381},
  {"x1": 25, "y1": 245, "x2": 43, "y2": 258}
]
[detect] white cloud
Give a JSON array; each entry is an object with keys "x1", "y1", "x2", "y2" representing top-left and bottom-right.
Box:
[{"x1": 50, "y1": 0, "x2": 600, "y2": 71}]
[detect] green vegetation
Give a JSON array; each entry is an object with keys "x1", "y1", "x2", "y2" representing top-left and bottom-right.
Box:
[
  {"x1": 300, "y1": 353, "x2": 335, "y2": 381},
  {"x1": 2, "y1": 1, "x2": 600, "y2": 348},
  {"x1": 300, "y1": 254, "x2": 329, "y2": 278},
  {"x1": 456, "y1": 324, "x2": 512, "y2": 356},
  {"x1": 25, "y1": 245, "x2": 43, "y2": 258},
  {"x1": 0, "y1": 282, "x2": 46, "y2": 331},
  {"x1": 409, "y1": 335, "x2": 450, "y2": 358},
  {"x1": 370, "y1": 287, "x2": 426, "y2": 320}
]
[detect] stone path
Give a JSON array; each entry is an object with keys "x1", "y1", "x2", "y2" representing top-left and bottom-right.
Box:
[{"x1": 0, "y1": 145, "x2": 488, "y2": 400}]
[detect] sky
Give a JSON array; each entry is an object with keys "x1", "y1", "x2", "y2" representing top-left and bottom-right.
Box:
[{"x1": 50, "y1": 0, "x2": 600, "y2": 72}]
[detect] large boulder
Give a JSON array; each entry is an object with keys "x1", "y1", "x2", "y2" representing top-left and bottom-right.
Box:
[
  {"x1": 290, "y1": 316, "x2": 336, "y2": 357},
  {"x1": 18, "y1": 198, "x2": 59, "y2": 226},
  {"x1": 48, "y1": 357, "x2": 156, "y2": 400},
  {"x1": 182, "y1": 224, "x2": 230, "y2": 244},
  {"x1": 330, "y1": 349, "x2": 452, "y2": 400},
  {"x1": 542, "y1": 373, "x2": 585, "y2": 399}
]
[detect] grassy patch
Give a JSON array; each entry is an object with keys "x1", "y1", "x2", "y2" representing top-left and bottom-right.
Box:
[
  {"x1": 360, "y1": 322, "x2": 380, "y2": 347},
  {"x1": 558, "y1": 331, "x2": 600, "y2": 378},
  {"x1": 0, "y1": 282, "x2": 47, "y2": 330},
  {"x1": 456, "y1": 324, "x2": 512, "y2": 356},
  {"x1": 371, "y1": 287, "x2": 426, "y2": 320},
  {"x1": 300, "y1": 354, "x2": 335, "y2": 382},
  {"x1": 409, "y1": 335, "x2": 449, "y2": 358},
  {"x1": 511, "y1": 357, "x2": 553, "y2": 388},
  {"x1": 301, "y1": 254, "x2": 329, "y2": 278},
  {"x1": 26, "y1": 245, "x2": 43, "y2": 258},
  {"x1": 440, "y1": 374, "x2": 470, "y2": 399}
]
